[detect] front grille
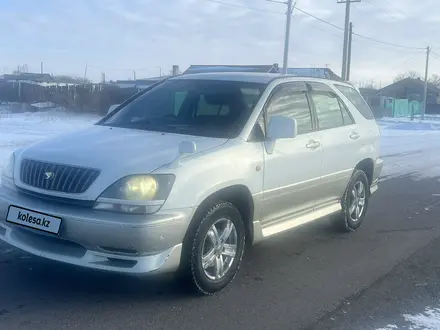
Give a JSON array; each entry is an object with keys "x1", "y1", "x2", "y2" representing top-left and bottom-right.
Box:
[
  {"x1": 20, "y1": 159, "x2": 100, "y2": 194},
  {"x1": 17, "y1": 187, "x2": 95, "y2": 208}
]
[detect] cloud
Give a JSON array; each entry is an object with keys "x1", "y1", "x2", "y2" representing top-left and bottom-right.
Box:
[{"x1": 0, "y1": 0, "x2": 438, "y2": 85}]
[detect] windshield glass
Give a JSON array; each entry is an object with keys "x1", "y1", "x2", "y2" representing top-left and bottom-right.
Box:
[{"x1": 100, "y1": 79, "x2": 267, "y2": 138}]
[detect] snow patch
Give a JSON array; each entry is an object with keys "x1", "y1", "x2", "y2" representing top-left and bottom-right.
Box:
[
  {"x1": 378, "y1": 121, "x2": 440, "y2": 181},
  {"x1": 375, "y1": 307, "x2": 440, "y2": 330},
  {"x1": 376, "y1": 324, "x2": 398, "y2": 330},
  {"x1": 0, "y1": 111, "x2": 100, "y2": 182},
  {"x1": 403, "y1": 307, "x2": 440, "y2": 329},
  {"x1": 30, "y1": 101, "x2": 56, "y2": 109}
]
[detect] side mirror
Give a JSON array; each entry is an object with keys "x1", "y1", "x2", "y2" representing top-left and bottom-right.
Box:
[
  {"x1": 265, "y1": 116, "x2": 297, "y2": 155},
  {"x1": 179, "y1": 141, "x2": 197, "y2": 155},
  {"x1": 267, "y1": 115, "x2": 297, "y2": 140},
  {"x1": 169, "y1": 141, "x2": 197, "y2": 169},
  {"x1": 107, "y1": 104, "x2": 120, "y2": 114}
]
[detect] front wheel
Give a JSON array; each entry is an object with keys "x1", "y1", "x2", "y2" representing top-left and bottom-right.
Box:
[
  {"x1": 185, "y1": 201, "x2": 246, "y2": 295},
  {"x1": 336, "y1": 169, "x2": 370, "y2": 232}
]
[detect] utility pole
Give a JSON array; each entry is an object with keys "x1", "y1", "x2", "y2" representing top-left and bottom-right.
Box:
[
  {"x1": 422, "y1": 46, "x2": 431, "y2": 120},
  {"x1": 338, "y1": 0, "x2": 361, "y2": 80},
  {"x1": 282, "y1": 0, "x2": 295, "y2": 74},
  {"x1": 346, "y1": 22, "x2": 353, "y2": 81},
  {"x1": 133, "y1": 70, "x2": 136, "y2": 81},
  {"x1": 40, "y1": 62, "x2": 44, "y2": 74},
  {"x1": 267, "y1": 0, "x2": 296, "y2": 74},
  {"x1": 83, "y1": 63, "x2": 88, "y2": 84}
]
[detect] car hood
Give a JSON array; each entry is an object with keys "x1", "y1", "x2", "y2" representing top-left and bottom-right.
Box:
[{"x1": 19, "y1": 125, "x2": 228, "y2": 175}]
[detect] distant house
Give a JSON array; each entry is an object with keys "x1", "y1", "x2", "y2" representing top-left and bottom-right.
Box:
[
  {"x1": 183, "y1": 64, "x2": 342, "y2": 81},
  {"x1": 114, "y1": 76, "x2": 169, "y2": 90},
  {"x1": 0, "y1": 73, "x2": 55, "y2": 84},
  {"x1": 183, "y1": 64, "x2": 279, "y2": 74},
  {"x1": 379, "y1": 78, "x2": 440, "y2": 104},
  {"x1": 285, "y1": 68, "x2": 342, "y2": 81},
  {"x1": 378, "y1": 78, "x2": 440, "y2": 114},
  {"x1": 359, "y1": 87, "x2": 380, "y2": 105}
]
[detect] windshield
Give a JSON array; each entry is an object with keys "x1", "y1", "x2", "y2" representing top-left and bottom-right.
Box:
[{"x1": 100, "y1": 79, "x2": 267, "y2": 138}]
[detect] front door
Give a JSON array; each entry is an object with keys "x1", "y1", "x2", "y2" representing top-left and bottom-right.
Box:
[{"x1": 261, "y1": 82, "x2": 322, "y2": 227}]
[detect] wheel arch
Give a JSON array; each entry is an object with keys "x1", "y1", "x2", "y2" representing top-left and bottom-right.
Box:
[
  {"x1": 355, "y1": 158, "x2": 374, "y2": 185},
  {"x1": 184, "y1": 184, "x2": 255, "y2": 249}
]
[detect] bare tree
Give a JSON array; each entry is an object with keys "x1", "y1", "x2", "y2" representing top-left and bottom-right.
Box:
[
  {"x1": 358, "y1": 79, "x2": 378, "y2": 89},
  {"x1": 12, "y1": 64, "x2": 29, "y2": 75},
  {"x1": 429, "y1": 74, "x2": 440, "y2": 88},
  {"x1": 393, "y1": 71, "x2": 422, "y2": 83}
]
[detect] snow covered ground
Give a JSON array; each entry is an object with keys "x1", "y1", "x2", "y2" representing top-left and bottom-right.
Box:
[
  {"x1": 378, "y1": 119, "x2": 440, "y2": 181},
  {"x1": 0, "y1": 107, "x2": 100, "y2": 179},
  {"x1": 377, "y1": 307, "x2": 440, "y2": 330},
  {"x1": 1, "y1": 111, "x2": 440, "y2": 182}
]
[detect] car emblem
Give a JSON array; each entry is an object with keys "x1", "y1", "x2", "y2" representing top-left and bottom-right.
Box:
[{"x1": 44, "y1": 172, "x2": 54, "y2": 180}]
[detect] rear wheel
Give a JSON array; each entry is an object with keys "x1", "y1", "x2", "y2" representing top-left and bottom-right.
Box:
[
  {"x1": 336, "y1": 169, "x2": 370, "y2": 232},
  {"x1": 182, "y1": 201, "x2": 245, "y2": 295}
]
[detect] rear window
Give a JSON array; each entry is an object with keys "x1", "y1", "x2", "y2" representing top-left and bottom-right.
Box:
[{"x1": 334, "y1": 84, "x2": 375, "y2": 120}]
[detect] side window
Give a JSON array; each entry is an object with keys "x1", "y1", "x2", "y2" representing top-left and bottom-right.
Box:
[
  {"x1": 267, "y1": 84, "x2": 313, "y2": 135},
  {"x1": 339, "y1": 99, "x2": 355, "y2": 125},
  {"x1": 257, "y1": 111, "x2": 266, "y2": 134},
  {"x1": 249, "y1": 111, "x2": 266, "y2": 142},
  {"x1": 334, "y1": 84, "x2": 375, "y2": 119},
  {"x1": 311, "y1": 92, "x2": 348, "y2": 130}
]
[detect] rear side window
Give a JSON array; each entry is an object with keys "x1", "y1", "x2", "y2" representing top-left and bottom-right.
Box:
[
  {"x1": 310, "y1": 92, "x2": 353, "y2": 130},
  {"x1": 335, "y1": 85, "x2": 374, "y2": 120}
]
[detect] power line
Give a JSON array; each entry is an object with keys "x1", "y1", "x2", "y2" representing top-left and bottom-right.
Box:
[
  {"x1": 294, "y1": 6, "x2": 424, "y2": 50},
  {"x1": 369, "y1": 54, "x2": 420, "y2": 81},
  {"x1": 353, "y1": 41, "x2": 425, "y2": 54},
  {"x1": 361, "y1": 0, "x2": 440, "y2": 49},
  {"x1": 206, "y1": 0, "x2": 283, "y2": 14},
  {"x1": 352, "y1": 32, "x2": 425, "y2": 50},
  {"x1": 207, "y1": 0, "x2": 342, "y2": 38},
  {"x1": 431, "y1": 51, "x2": 440, "y2": 60},
  {"x1": 294, "y1": 7, "x2": 343, "y2": 30},
  {"x1": 352, "y1": 3, "x2": 398, "y2": 22},
  {"x1": 204, "y1": 0, "x2": 425, "y2": 51},
  {"x1": 359, "y1": 0, "x2": 401, "y2": 21},
  {"x1": 381, "y1": 0, "x2": 407, "y2": 17}
]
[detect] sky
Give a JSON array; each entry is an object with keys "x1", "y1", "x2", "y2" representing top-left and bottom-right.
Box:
[{"x1": 0, "y1": 0, "x2": 439, "y2": 86}]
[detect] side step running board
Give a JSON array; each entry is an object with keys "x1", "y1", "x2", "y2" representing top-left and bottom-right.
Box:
[{"x1": 262, "y1": 203, "x2": 342, "y2": 238}]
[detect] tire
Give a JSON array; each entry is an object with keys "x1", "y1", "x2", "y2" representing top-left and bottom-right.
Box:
[
  {"x1": 336, "y1": 169, "x2": 370, "y2": 232},
  {"x1": 181, "y1": 201, "x2": 246, "y2": 295}
]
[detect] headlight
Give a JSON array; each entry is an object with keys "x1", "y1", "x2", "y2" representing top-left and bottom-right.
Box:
[
  {"x1": 93, "y1": 174, "x2": 175, "y2": 214},
  {"x1": 2, "y1": 153, "x2": 15, "y2": 181}
]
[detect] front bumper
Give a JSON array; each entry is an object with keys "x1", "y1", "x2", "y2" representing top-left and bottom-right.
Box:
[{"x1": 0, "y1": 184, "x2": 195, "y2": 275}]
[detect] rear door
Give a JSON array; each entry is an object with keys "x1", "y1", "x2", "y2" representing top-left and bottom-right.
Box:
[{"x1": 307, "y1": 82, "x2": 359, "y2": 207}]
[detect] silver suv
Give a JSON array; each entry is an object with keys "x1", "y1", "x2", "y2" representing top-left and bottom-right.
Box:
[{"x1": 0, "y1": 73, "x2": 383, "y2": 294}]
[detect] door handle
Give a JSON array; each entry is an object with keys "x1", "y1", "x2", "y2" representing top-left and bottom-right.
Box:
[
  {"x1": 306, "y1": 140, "x2": 321, "y2": 149},
  {"x1": 350, "y1": 132, "x2": 360, "y2": 140}
]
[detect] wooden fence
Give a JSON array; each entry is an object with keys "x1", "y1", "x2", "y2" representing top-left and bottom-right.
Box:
[{"x1": 0, "y1": 81, "x2": 138, "y2": 115}]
